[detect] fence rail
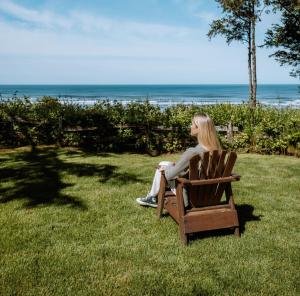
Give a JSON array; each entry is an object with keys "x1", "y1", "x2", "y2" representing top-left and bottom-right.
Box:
[{"x1": 0, "y1": 117, "x2": 239, "y2": 150}]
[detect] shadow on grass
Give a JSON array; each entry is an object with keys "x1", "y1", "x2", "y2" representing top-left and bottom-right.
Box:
[
  {"x1": 64, "y1": 149, "x2": 112, "y2": 158},
  {"x1": 187, "y1": 203, "x2": 262, "y2": 243},
  {"x1": 236, "y1": 204, "x2": 262, "y2": 234},
  {"x1": 0, "y1": 148, "x2": 143, "y2": 209}
]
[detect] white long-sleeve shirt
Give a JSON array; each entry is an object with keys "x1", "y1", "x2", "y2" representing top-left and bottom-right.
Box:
[{"x1": 164, "y1": 144, "x2": 207, "y2": 181}]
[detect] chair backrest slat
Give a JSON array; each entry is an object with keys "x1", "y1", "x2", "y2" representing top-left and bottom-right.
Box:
[
  {"x1": 215, "y1": 152, "x2": 237, "y2": 199},
  {"x1": 205, "y1": 150, "x2": 223, "y2": 205},
  {"x1": 208, "y1": 150, "x2": 219, "y2": 179},
  {"x1": 199, "y1": 152, "x2": 209, "y2": 179},
  {"x1": 187, "y1": 150, "x2": 237, "y2": 207},
  {"x1": 214, "y1": 150, "x2": 226, "y2": 178},
  {"x1": 189, "y1": 154, "x2": 201, "y2": 180},
  {"x1": 188, "y1": 154, "x2": 201, "y2": 206}
]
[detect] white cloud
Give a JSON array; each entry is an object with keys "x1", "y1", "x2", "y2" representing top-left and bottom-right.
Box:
[
  {"x1": 70, "y1": 12, "x2": 198, "y2": 40},
  {"x1": 0, "y1": 1, "x2": 207, "y2": 61},
  {"x1": 0, "y1": 0, "x2": 201, "y2": 41},
  {"x1": 0, "y1": 0, "x2": 72, "y2": 29}
]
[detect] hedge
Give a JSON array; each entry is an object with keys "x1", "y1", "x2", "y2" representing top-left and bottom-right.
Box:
[{"x1": 0, "y1": 97, "x2": 299, "y2": 155}]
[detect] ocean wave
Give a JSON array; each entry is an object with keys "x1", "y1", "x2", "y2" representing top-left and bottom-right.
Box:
[
  {"x1": 55, "y1": 97, "x2": 300, "y2": 108},
  {"x1": 1, "y1": 95, "x2": 299, "y2": 108}
]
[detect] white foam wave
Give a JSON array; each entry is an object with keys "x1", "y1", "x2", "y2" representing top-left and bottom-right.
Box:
[{"x1": 2, "y1": 95, "x2": 300, "y2": 108}]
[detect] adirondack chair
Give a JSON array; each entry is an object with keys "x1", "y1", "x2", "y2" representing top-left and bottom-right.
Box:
[{"x1": 157, "y1": 150, "x2": 240, "y2": 245}]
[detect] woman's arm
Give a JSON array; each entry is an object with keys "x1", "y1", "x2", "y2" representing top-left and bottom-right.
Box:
[{"x1": 164, "y1": 146, "x2": 206, "y2": 180}]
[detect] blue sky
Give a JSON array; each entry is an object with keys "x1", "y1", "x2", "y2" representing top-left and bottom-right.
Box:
[{"x1": 0, "y1": 0, "x2": 297, "y2": 84}]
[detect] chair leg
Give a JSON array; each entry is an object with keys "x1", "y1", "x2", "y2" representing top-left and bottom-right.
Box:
[
  {"x1": 157, "y1": 174, "x2": 167, "y2": 218},
  {"x1": 179, "y1": 231, "x2": 188, "y2": 245},
  {"x1": 234, "y1": 227, "x2": 240, "y2": 238},
  {"x1": 157, "y1": 193, "x2": 164, "y2": 218},
  {"x1": 178, "y1": 223, "x2": 188, "y2": 245}
]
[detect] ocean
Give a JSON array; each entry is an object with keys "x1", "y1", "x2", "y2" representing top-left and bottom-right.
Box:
[{"x1": 0, "y1": 84, "x2": 299, "y2": 108}]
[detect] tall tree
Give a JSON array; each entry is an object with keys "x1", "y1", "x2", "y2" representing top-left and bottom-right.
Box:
[
  {"x1": 264, "y1": 0, "x2": 300, "y2": 78},
  {"x1": 208, "y1": 0, "x2": 268, "y2": 107}
]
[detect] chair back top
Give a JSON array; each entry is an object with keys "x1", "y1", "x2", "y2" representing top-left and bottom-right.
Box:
[{"x1": 188, "y1": 150, "x2": 237, "y2": 207}]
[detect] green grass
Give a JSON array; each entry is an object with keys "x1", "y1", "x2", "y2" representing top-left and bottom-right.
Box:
[{"x1": 0, "y1": 147, "x2": 299, "y2": 296}]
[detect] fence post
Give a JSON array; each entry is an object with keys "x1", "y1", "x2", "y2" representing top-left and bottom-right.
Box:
[{"x1": 227, "y1": 121, "x2": 233, "y2": 144}]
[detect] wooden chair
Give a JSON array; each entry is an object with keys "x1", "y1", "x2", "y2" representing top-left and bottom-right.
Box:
[{"x1": 157, "y1": 150, "x2": 241, "y2": 245}]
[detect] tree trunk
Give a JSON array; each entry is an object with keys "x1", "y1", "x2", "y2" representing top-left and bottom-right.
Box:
[
  {"x1": 248, "y1": 25, "x2": 253, "y2": 103},
  {"x1": 251, "y1": 13, "x2": 257, "y2": 107}
]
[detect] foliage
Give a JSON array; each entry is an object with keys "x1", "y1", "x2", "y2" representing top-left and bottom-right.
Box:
[
  {"x1": 0, "y1": 97, "x2": 299, "y2": 155},
  {"x1": 264, "y1": 0, "x2": 300, "y2": 78},
  {"x1": 208, "y1": 0, "x2": 269, "y2": 106}
]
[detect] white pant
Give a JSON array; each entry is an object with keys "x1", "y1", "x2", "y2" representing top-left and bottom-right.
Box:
[{"x1": 147, "y1": 161, "x2": 176, "y2": 197}]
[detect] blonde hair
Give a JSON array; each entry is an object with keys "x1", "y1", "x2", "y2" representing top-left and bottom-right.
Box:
[{"x1": 192, "y1": 114, "x2": 221, "y2": 151}]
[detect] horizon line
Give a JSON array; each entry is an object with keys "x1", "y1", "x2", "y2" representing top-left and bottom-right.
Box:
[{"x1": 1, "y1": 83, "x2": 299, "y2": 86}]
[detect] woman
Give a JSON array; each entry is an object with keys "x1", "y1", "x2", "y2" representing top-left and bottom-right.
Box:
[{"x1": 136, "y1": 114, "x2": 221, "y2": 208}]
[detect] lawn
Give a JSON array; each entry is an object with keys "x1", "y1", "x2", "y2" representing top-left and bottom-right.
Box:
[{"x1": 0, "y1": 147, "x2": 299, "y2": 296}]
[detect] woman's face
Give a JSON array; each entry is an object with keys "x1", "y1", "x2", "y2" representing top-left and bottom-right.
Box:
[{"x1": 190, "y1": 120, "x2": 198, "y2": 137}]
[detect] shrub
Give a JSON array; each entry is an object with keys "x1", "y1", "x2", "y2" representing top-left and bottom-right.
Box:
[{"x1": 0, "y1": 97, "x2": 299, "y2": 155}]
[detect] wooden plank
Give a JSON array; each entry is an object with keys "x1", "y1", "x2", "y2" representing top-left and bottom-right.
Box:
[
  {"x1": 215, "y1": 150, "x2": 226, "y2": 178},
  {"x1": 216, "y1": 126, "x2": 239, "y2": 132},
  {"x1": 176, "y1": 182, "x2": 188, "y2": 244},
  {"x1": 177, "y1": 175, "x2": 240, "y2": 186},
  {"x1": 188, "y1": 154, "x2": 201, "y2": 207},
  {"x1": 208, "y1": 150, "x2": 219, "y2": 178},
  {"x1": 194, "y1": 151, "x2": 210, "y2": 207},
  {"x1": 157, "y1": 172, "x2": 167, "y2": 218},
  {"x1": 208, "y1": 150, "x2": 226, "y2": 205},
  {"x1": 200, "y1": 152, "x2": 209, "y2": 179},
  {"x1": 164, "y1": 195, "x2": 179, "y2": 224},
  {"x1": 215, "y1": 152, "x2": 237, "y2": 199},
  {"x1": 116, "y1": 125, "x2": 238, "y2": 132},
  {"x1": 184, "y1": 208, "x2": 239, "y2": 233},
  {"x1": 189, "y1": 154, "x2": 201, "y2": 180},
  {"x1": 189, "y1": 151, "x2": 209, "y2": 207},
  {"x1": 64, "y1": 127, "x2": 98, "y2": 132},
  {"x1": 186, "y1": 204, "x2": 231, "y2": 212},
  {"x1": 205, "y1": 150, "x2": 221, "y2": 205}
]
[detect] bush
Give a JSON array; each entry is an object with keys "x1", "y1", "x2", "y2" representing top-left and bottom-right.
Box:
[{"x1": 0, "y1": 97, "x2": 299, "y2": 155}]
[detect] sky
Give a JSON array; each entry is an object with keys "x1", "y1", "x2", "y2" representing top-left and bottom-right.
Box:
[{"x1": 0, "y1": 0, "x2": 297, "y2": 84}]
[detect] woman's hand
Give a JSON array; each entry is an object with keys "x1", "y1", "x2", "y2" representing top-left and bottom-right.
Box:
[
  {"x1": 156, "y1": 165, "x2": 165, "y2": 172},
  {"x1": 156, "y1": 162, "x2": 175, "y2": 171}
]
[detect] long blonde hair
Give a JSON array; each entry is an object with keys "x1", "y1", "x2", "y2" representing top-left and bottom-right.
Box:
[{"x1": 193, "y1": 114, "x2": 221, "y2": 151}]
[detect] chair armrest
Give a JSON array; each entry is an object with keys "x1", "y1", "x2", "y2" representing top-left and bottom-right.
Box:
[{"x1": 177, "y1": 174, "x2": 240, "y2": 186}]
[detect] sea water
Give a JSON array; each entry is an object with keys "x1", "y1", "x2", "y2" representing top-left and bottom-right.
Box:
[{"x1": 0, "y1": 84, "x2": 299, "y2": 108}]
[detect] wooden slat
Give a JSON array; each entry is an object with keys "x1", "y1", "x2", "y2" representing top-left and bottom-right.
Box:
[
  {"x1": 190, "y1": 151, "x2": 209, "y2": 207},
  {"x1": 215, "y1": 150, "x2": 226, "y2": 178},
  {"x1": 215, "y1": 152, "x2": 237, "y2": 199},
  {"x1": 208, "y1": 150, "x2": 219, "y2": 178},
  {"x1": 176, "y1": 182, "x2": 188, "y2": 244},
  {"x1": 199, "y1": 152, "x2": 209, "y2": 179},
  {"x1": 205, "y1": 150, "x2": 221, "y2": 205},
  {"x1": 189, "y1": 154, "x2": 201, "y2": 207},
  {"x1": 189, "y1": 154, "x2": 201, "y2": 180},
  {"x1": 184, "y1": 208, "x2": 239, "y2": 233},
  {"x1": 157, "y1": 172, "x2": 167, "y2": 218},
  {"x1": 208, "y1": 150, "x2": 227, "y2": 205},
  {"x1": 164, "y1": 195, "x2": 179, "y2": 223},
  {"x1": 177, "y1": 175, "x2": 240, "y2": 185},
  {"x1": 186, "y1": 203, "x2": 231, "y2": 212}
]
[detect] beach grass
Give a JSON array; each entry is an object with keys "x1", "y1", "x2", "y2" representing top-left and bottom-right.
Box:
[{"x1": 0, "y1": 147, "x2": 299, "y2": 296}]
